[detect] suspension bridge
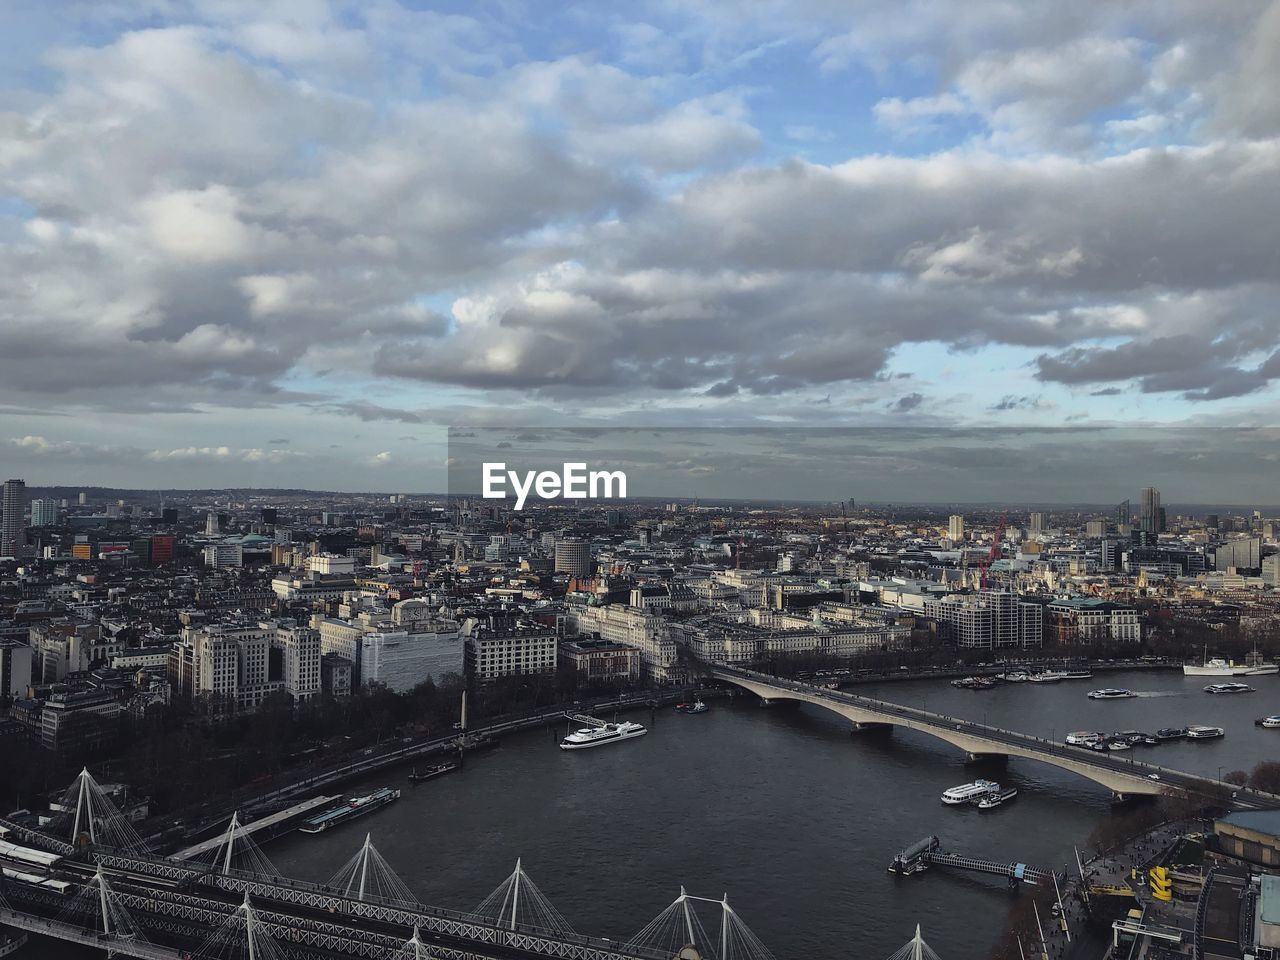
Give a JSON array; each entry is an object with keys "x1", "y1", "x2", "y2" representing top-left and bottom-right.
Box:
[
  {"x1": 710, "y1": 665, "x2": 1280, "y2": 803},
  {"x1": 0, "y1": 769, "x2": 944, "y2": 960}
]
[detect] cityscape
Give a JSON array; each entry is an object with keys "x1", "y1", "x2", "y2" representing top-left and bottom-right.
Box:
[
  {"x1": 1, "y1": 480, "x2": 1280, "y2": 958},
  {"x1": 5, "y1": 1, "x2": 1280, "y2": 959}
]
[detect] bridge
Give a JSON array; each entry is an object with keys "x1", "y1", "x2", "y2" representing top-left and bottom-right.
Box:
[{"x1": 710, "y1": 665, "x2": 1280, "y2": 804}]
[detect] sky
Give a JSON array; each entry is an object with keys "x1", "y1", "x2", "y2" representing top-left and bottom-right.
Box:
[{"x1": 2, "y1": 1, "x2": 1280, "y2": 495}]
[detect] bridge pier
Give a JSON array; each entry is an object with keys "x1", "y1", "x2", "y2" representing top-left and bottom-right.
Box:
[{"x1": 965, "y1": 752, "x2": 1007, "y2": 764}]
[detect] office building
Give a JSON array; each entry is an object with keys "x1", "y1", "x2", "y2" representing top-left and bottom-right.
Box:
[
  {"x1": 560, "y1": 638, "x2": 641, "y2": 684},
  {"x1": 1215, "y1": 537, "x2": 1262, "y2": 572},
  {"x1": 361, "y1": 623, "x2": 463, "y2": 693},
  {"x1": 150, "y1": 534, "x2": 175, "y2": 565},
  {"x1": 1085, "y1": 519, "x2": 1106, "y2": 538},
  {"x1": 204, "y1": 511, "x2": 221, "y2": 535},
  {"x1": 1029, "y1": 512, "x2": 1046, "y2": 536},
  {"x1": 203, "y1": 543, "x2": 244, "y2": 569},
  {"x1": 923, "y1": 590, "x2": 1043, "y2": 649},
  {"x1": 463, "y1": 619, "x2": 557, "y2": 683},
  {"x1": 554, "y1": 538, "x2": 592, "y2": 579},
  {"x1": 1, "y1": 479, "x2": 26, "y2": 557},
  {"x1": 29, "y1": 499, "x2": 58, "y2": 527},
  {"x1": 1139, "y1": 487, "x2": 1163, "y2": 534},
  {"x1": 1, "y1": 640, "x2": 33, "y2": 699},
  {"x1": 275, "y1": 624, "x2": 321, "y2": 703},
  {"x1": 948, "y1": 515, "x2": 965, "y2": 542},
  {"x1": 1263, "y1": 555, "x2": 1280, "y2": 587},
  {"x1": 1046, "y1": 597, "x2": 1140, "y2": 644}
]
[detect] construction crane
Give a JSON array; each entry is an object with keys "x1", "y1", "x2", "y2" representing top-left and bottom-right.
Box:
[{"x1": 978, "y1": 511, "x2": 1008, "y2": 589}]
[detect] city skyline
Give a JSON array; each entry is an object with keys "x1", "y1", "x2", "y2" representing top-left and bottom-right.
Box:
[{"x1": 3, "y1": 2, "x2": 1280, "y2": 488}]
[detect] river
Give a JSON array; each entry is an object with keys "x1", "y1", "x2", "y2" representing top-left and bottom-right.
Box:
[{"x1": 19, "y1": 668, "x2": 1280, "y2": 959}]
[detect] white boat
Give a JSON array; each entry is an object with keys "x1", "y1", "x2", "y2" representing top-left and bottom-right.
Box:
[
  {"x1": 1088, "y1": 688, "x2": 1136, "y2": 699},
  {"x1": 1185, "y1": 725, "x2": 1224, "y2": 739},
  {"x1": 1237, "y1": 663, "x2": 1280, "y2": 676},
  {"x1": 1184, "y1": 646, "x2": 1234, "y2": 676},
  {"x1": 941, "y1": 779, "x2": 1000, "y2": 805},
  {"x1": 1027, "y1": 671, "x2": 1067, "y2": 683},
  {"x1": 1257, "y1": 716, "x2": 1280, "y2": 729},
  {"x1": 1204, "y1": 682, "x2": 1254, "y2": 695},
  {"x1": 1001, "y1": 671, "x2": 1029, "y2": 682},
  {"x1": 560, "y1": 719, "x2": 648, "y2": 750},
  {"x1": 977, "y1": 787, "x2": 1018, "y2": 810},
  {"x1": 1064, "y1": 731, "x2": 1101, "y2": 746},
  {"x1": 1107, "y1": 739, "x2": 1131, "y2": 751}
]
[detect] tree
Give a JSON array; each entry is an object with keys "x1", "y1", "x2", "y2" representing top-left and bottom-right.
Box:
[
  {"x1": 1249, "y1": 761, "x2": 1280, "y2": 795},
  {"x1": 1224, "y1": 770, "x2": 1249, "y2": 786}
]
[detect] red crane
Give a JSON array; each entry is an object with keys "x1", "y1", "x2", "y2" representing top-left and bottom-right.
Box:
[{"x1": 978, "y1": 511, "x2": 1008, "y2": 589}]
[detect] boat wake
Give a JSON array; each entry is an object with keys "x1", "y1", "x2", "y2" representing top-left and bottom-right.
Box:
[{"x1": 1134, "y1": 691, "x2": 1184, "y2": 698}]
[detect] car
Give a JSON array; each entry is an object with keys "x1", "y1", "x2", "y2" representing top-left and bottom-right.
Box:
[{"x1": 1147, "y1": 774, "x2": 1160, "y2": 780}]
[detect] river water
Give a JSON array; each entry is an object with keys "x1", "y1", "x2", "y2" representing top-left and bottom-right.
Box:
[{"x1": 21, "y1": 669, "x2": 1280, "y2": 959}]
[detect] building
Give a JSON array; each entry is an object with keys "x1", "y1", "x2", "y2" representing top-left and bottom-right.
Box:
[
  {"x1": 39, "y1": 688, "x2": 123, "y2": 757},
  {"x1": 1029, "y1": 513, "x2": 1046, "y2": 537},
  {"x1": 321, "y1": 653, "x2": 352, "y2": 698},
  {"x1": 924, "y1": 590, "x2": 1043, "y2": 649},
  {"x1": 306, "y1": 553, "x2": 357, "y2": 575},
  {"x1": 1046, "y1": 597, "x2": 1140, "y2": 645},
  {"x1": 203, "y1": 543, "x2": 244, "y2": 569},
  {"x1": 1139, "y1": 486, "x2": 1163, "y2": 534},
  {"x1": 1263, "y1": 554, "x2": 1280, "y2": 587},
  {"x1": 275, "y1": 623, "x2": 321, "y2": 703},
  {"x1": 1085, "y1": 519, "x2": 1106, "y2": 538},
  {"x1": 150, "y1": 534, "x2": 175, "y2": 565},
  {"x1": 571, "y1": 603, "x2": 679, "y2": 682},
  {"x1": 1, "y1": 478, "x2": 26, "y2": 557},
  {"x1": 1215, "y1": 810, "x2": 1280, "y2": 868},
  {"x1": 0, "y1": 640, "x2": 32, "y2": 699},
  {"x1": 463, "y1": 619, "x2": 558, "y2": 684},
  {"x1": 560, "y1": 638, "x2": 641, "y2": 685},
  {"x1": 554, "y1": 538, "x2": 592, "y2": 579},
  {"x1": 29, "y1": 499, "x2": 58, "y2": 527},
  {"x1": 948, "y1": 515, "x2": 965, "y2": 542},
  {"x1": 361, "y1": 623, "x2": 463, "y2": 693},
  {"x1": 1214, "y1": 536, "x2": 1262, "y2": 572}
]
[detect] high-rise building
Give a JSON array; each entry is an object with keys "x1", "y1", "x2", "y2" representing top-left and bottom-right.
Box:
[
  {"x1": 0, "y1": 640, "x2": 33, "y2": 699},
  {"x1": 150, "y1": 535, "x2": 175, "y2": 565},
  {"x1": 1115, "y1": 499, "x2": 1130, "y2": 527},
  {"x1": 554, "y1": 538, "x2": 592, "y2": 579},
  {"x1": 948, "y1": 515, "x2": 965, "y2": 542},
  {"x1": 205, "y1": 511, "x2": 221, "y2": 535},
  {"x1": 161, "y1": 507, "x2": 179, "y2": 524},
  {"x1": 1, "y1": 479, "x2": 26, "y2": 558},
  {"x1": 1029, "y1": 512, "x2": 1046, "y2": 536},
  {"x1": 29, "y1": 499, "x2": 58, "y2": 527},
  {"x1": 1139, "y1": 487, "x2": 1163, "y2": 534}
]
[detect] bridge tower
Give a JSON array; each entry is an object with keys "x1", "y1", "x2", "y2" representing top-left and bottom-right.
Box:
[
  {"x1": 885, "y1": 925, "x2": 941, "y2": 960},
  {"x1": 328, "y1": 833, "x2": 418, "y2": 904},
  {"x1": 472, "y1": 858, "x2": 575, "y2": 933}
]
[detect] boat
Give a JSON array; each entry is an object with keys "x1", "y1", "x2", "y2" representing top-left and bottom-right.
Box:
[
  {"x1": 1107, "y1": 739, "x2": 1132, "y2": 751},
  {"x1": 1027, "y1": 671, "x2": 1067, "y2": 683},
  {"x1": 1256, "y1": 716, "x2": 1280, "y2": 729},
  {"x1": 976, "y1": 787, "x2": 1018, "y2": 810},
  {"x1": 1234, "y1": 646, "x2": 1279, "y2": 676},
  {"x1": 1088, "y1": 688, "x2": 1136, "y2": 699},
  {"x1": 1204, "y1": 682, "x2": 1253, "y2": 694},
  {"x1": 299, "y1": 787, "x2": 400, "y2": 834},
  {"x1": 1061, "y1": 670, "x2": 1093, "y2": 680},
  {"x1": 560, "y1": 718, "x2": 648, "y2": 750},
  {"x1": 1001, "y1": 671, "x2": 1029, "y2": 682},
  {"x1": 0, "y1": 933, "x2": 28, "y2": 959},
  {"x1": 940, "y1": 779, "x2": 1000, "y2": 805},
  {"x1": 676, "y1": 700, "x2": 709, "y2": 714},
  {"x1": 951, "y1": 676, "x2": 995, "y2": 689},
  {"x1": 1156, "y1": 727, "x2": 1186, "y2": 740},
  {"x1": 408, "y1": 761, "x2": 458, "y2": 783},
  {"x1": 1064, "y1": 731, "x2": 1101, "y2": 746},
  {"x1": 1184, "y1": 645, "x2": 1234, "y2": 676},
  {"x1": 1185, "y1": 725, "x2": 1224, "y2": 739}
]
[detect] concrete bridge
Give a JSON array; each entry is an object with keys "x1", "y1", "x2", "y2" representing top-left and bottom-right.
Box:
[{"x1": 711, "y1": 666, "x2": 1274, "y2": 803}]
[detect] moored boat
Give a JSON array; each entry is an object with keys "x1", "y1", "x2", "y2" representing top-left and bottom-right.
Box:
[
  {"x1": 1185, "y1": 725, "x2": 1224, "y2": 739},
  {"x1": 299, "y1": 787, "x2": 400, "y2": 834},
  {"x1": 408, "y1": 761, "x2": 458, "y2": 783},
  {"x1": 560, "y1": 717, "x2": 648, "y2": 750}
]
